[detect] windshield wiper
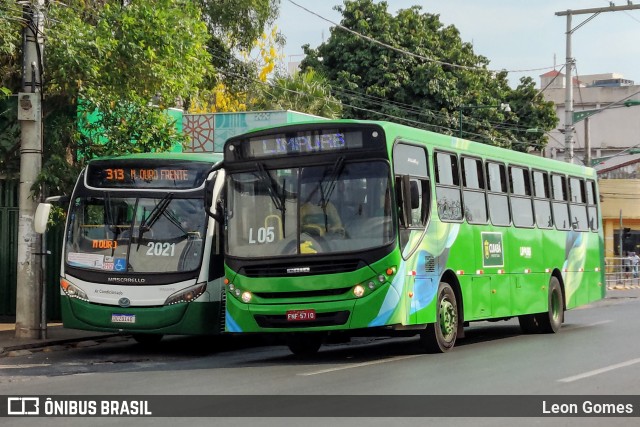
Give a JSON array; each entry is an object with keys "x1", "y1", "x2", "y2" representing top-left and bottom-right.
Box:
[
  {"x1": 137, "y1": 193, "x2": 173, "y2": 247},
  {"x1": 256, "y1": 162, "x2": 287, "y2": 236},
  {"x1": 103, "y1": 192, "x2": 117, "y2": 235},
  {"x1": 256, "y1": 162, "x2": 285, "y2": 214},
  {"x1": 320, "y1": 156, "x2": 345, "y2": 210}
]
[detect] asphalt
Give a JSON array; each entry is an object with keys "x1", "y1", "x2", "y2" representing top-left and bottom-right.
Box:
[{"x1": 0, "y1": 286, "x2": 638, "y2": 358}]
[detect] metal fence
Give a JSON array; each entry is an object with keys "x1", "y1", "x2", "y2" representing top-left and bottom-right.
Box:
[{"x1": 605, "y1": 257, "x2": 640, "y2": 289}]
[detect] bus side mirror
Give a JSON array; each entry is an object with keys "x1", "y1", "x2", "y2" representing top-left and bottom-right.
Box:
[
  {"x1": 400, "y1": 175, "x2": 412, "y2": 227},
  {"x1": 34, "y1": 203, "x2": 52, "y2": 234},
  {"x1": 205, "y1": 168, "x2": 225, "y2": 223},
  {"x1": 410, "y1": 180, "x2": 420, "y2": 210}
]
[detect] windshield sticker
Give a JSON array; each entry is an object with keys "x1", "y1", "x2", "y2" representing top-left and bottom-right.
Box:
[
  {"x1": 114, "y1": 258, "x2": 127, "y2": 272},
  {"x1": 481, "y1": 232, "x2": 504, "y2": 268},
  {"x1": 67, "y1": 252, "x2": 104, "y2": 269}
]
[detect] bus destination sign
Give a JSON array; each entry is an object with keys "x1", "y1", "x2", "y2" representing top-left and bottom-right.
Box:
[
  {"x1": 236, "y1": 130, "x2": 364, "y2": 159},
  {"x1": 86, "y1": 161, "x2": 211, "y2": 189}
]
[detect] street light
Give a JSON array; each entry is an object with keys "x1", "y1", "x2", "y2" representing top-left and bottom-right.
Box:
[{"x1": 458, "y1": 103, "x2": 511, "y2": 138}]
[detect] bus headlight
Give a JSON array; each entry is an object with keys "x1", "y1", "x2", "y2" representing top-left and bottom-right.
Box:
[
  {"x1": 241, "y1": 291, "x2": 252, "y2": 303},
  {"x1": 353, "y1": 285, "x2": 365, "y2": 298},
  {"x1": 164, "y1": 282, "x2": 207, "y2": 305},
  {"x1": 60, "y1": 278, "x2": 89, "y2": 301}
]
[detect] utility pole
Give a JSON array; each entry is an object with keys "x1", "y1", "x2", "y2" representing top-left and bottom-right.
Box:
[
  {"x1": 556, "y1": 3, "x2": 640, "y2": 164},
  {"x1": 16, "y1": 0, "x2": 45, "y2": 339}
]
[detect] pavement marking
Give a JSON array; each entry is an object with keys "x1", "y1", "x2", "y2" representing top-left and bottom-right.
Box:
[
  {"x1": 298, "y1": 354, "x2": 423, "y2": 376},
  {"x1": 0, "y1": 364, "x2": 51, "y2": 369},
  {"x1": 558, "y1": 357, "x2": 640, "y2": 383}
]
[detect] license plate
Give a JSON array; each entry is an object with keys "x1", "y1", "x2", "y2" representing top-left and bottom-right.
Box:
[
  {"x1": 111, "y1": 313, "x2": 136, "y2": 324},
  {"x1": 286, "y1": 309, "x2": 316, "y2": 322}
]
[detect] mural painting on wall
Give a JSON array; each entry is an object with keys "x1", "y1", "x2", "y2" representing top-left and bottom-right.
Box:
[
  {"x1": 183, "y1": 114, "x2": 216, "y2": 152},
  {"x1": 182, "y1": 112, "x2": 276, "y2": 153}
]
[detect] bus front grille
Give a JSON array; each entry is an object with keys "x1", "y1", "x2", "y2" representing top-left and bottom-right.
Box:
[
  {"x1": 253, "y1": 287, "x2": 352, "y2": 299},
  {"x1": 240, "y1": 259, "x2": 364, "y2": 277},
  {"x1": 254, "y1": 311, "x2": 350, "y2": 328}
]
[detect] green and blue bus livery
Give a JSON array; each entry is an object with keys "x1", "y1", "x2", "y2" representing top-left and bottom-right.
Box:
[{"x1": 221, "y1": 120, "x2": 605, "y2": 354}]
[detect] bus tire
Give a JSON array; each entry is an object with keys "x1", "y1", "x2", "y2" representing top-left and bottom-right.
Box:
[
  {"x1": 517, "y1": 314, "x2": 539, "y2": 334},
  {"x1": 420, "y1": 282, "x2": 458, "y2": 353},
  {"x1": 536, "y1": 276, "x2": 564, "y2": 333},
  {"x1": 286, "y1": 333, "x2": 323, "y2": 356},
  {"x1": 132, "y1": 333, "x2": 163, "y2": 345}
]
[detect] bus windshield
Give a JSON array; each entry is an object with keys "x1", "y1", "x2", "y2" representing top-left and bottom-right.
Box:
[
  {"x1": 65, "y1": 195, "x2": 207, "y2": 273},
  {"x1": 226, "y1": 160, "x2": 393, "y2": 258}
]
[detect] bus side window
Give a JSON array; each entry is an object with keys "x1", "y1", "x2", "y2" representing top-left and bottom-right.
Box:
[
  {"x1": 486, "y1": 162, "x2": 510, "y2": 226},
  {"x1": 509, "y1": 165, "x2": 534, "y2": 228},
  {"x1": 435, "y1": 151, "x2": 463, "y2": 222},
  {"x1": 532, "y1": 170, "x2": 553, "y2": 229},
  {"x1": 551, "y1": 174, "x2": 570, "y2": 230},
  {"x1": 461, "y1": 156, "x2": 487, "y2": 224},
  {"x1": 569, "y1": 177, "x2": 588, "y2": 231}
]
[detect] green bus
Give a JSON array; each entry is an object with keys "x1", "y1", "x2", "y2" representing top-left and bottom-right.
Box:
[
  {"x1": 35, "y1": 152, "x2": 225, "y2": 343},
  {"x1": 221, "y1": 120, "x2": 605, "y2": 354}
]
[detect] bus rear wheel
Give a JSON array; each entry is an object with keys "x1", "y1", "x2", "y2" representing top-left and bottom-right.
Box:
[
  {"x1": 286, "y1": 333, "x2": 324, "y2": 356},
  {"x1": 518, "y1": 276, "x2": 564, "y2": 334},
  {"x1": 420, "y1": 282, "x2": 458, "y2": 353},
  {"x1": 537, "y1": 276, "x2": 564, "y2": 333}
]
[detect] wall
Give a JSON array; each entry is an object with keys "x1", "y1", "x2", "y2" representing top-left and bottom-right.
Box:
[
  {"x1": 182, "y1": 110, "x2": 326, "y2": 153},
  {"x1": 599, "y1": 179, "x2": 640, "y2": 256}
]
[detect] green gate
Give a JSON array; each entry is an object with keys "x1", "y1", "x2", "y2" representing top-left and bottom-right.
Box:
[
  {"x1": 0, "y1": 180, "x2": 62, "y2": 320},
  {"x1": 0, "y1": 180, "x2": 18, "y2": 316}
]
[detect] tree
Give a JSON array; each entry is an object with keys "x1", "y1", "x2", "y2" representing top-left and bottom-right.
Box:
[
  {"x1": 1, "y1": 0, "x2": 283, "y2": 195},
  {"x1": 36, "y1": 0, "x2": 213, "y2": 195},
  {"x1": 0, "y1": 1, "x2": 23, "y2": 173},
  {"x1": 300, "y1": 0, "x2": 557, "y2": 151},
  {"x1": 196, "y1": 0, "x2": 281, "y2": 108},
  {"x1": 189, "y1": 26, "x2": 283, "y2": 114},
  {"x1": 252, "y1": 69, "x2": 343, "y2": 118},
  {"x1": 0, "y1": 0, "x2": 21, "y2": 96}
]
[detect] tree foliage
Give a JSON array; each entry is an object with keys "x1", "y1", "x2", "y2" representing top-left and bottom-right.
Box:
[
  {"x1": 196, "y1": 0, "x2": 281, "y2": 105},
  {"x1": 28, "y1": 0, "x2": 213, "y2": 196},
  {"x1": 301, "y1": 0, "x2": 557, "y2": 150},
  {"x1": 0, "y1": 0, "x2": 22, "y2": 96},
  {"x1": 0, "y1": 0, "x2": 282, "y2": 196},
  {"x1": 252, "y1": 69, "x2": 343, "y2": 118}
]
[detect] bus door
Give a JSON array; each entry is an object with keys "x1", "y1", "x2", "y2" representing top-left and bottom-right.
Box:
[{"x1": 394, "y1": 143, "x2": 431, "y2": 326}]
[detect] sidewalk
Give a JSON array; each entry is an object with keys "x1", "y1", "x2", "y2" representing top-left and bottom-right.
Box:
[
  {"x1": 0, "y1": 320, "x2": 119, "y2": 357},
  {"x1": 1, "y1": 287, "x2": 638, "y2": 358}
]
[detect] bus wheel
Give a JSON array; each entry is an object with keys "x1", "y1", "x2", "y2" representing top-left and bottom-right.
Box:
[
  {"x1": 132, "y1": 334, "x2": 163, "y2": 345},
  {"x1": 420, "y1": 282, "x2": 458, "y2": 353},
  {"x1": 518, "y1": 277, "x2": 564, "y2": 334},
  {"x1": 518, "y1": 314, "x2": 539, "y2": 334},
  {"x1": 536, "y1": 276, "x2": 564, "y2": 333},
  {"x1": 286, "y1": 333, "x2": 323, "y2": 356}
]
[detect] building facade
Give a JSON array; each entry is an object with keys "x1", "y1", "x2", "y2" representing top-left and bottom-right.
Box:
[{"x1": 541, "y1": 72, "x2": 640, "y2": 258}]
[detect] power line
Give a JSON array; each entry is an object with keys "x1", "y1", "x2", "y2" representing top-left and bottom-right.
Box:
[
  {"x1": 213, "y1": 56, "x2": 545, "y2": 149},
  {"x1": 286, "y1": 0, "x2": 557, "y2": 75}
]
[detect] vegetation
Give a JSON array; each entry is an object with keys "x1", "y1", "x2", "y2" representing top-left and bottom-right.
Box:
[
  {"x1": 0, "y1": 0, "x2": 560, "y2": 197},
  {"x1": 300, "y1": 0, "x2": 557, "y2": 150}
]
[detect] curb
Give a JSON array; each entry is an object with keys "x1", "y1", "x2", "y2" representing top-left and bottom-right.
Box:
[
  {"x1": 607, "y1": 285, "x2": 640, "y2": 290},
  {"x1": 0, "y1": 333, "x2": 121, "y2": 358}
]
